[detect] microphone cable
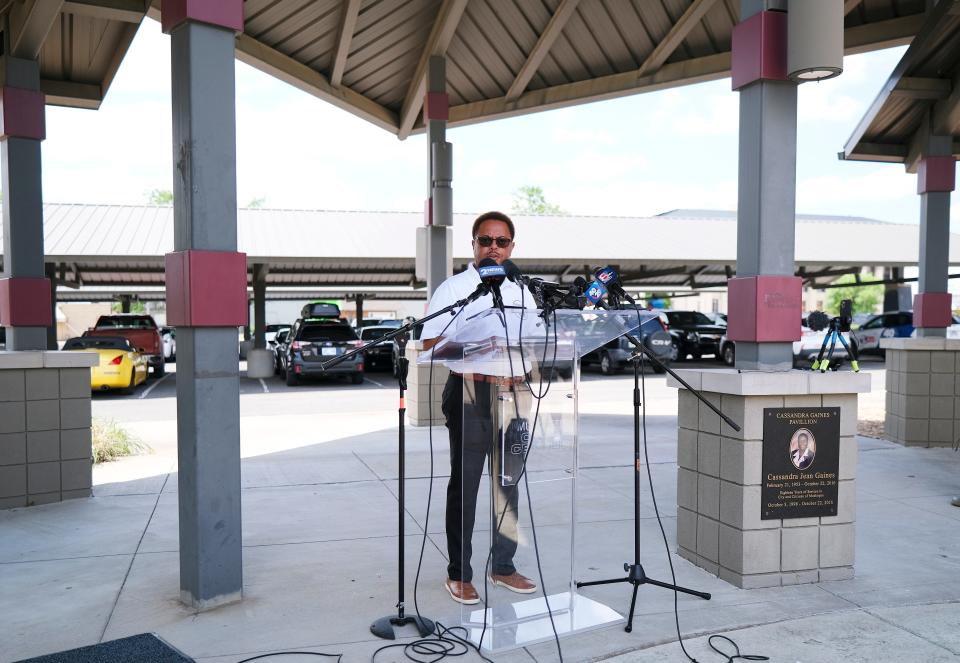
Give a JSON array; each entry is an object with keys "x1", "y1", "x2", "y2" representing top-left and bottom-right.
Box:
[
  {"x1": 477, "y1": 289, "x2": 564, "y2": 662},
  {"x1": 373, "y1": 304, "x2": 502, "y2": 663},
  {"x1": 626, "y1": 301, "x2": 767, "y2": 663}
]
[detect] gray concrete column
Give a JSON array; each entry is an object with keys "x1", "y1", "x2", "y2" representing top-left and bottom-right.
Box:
[
  {"x1": 883, "y1": 267, "x2": 910, "y2": 311},
  {"x1": 119, "y1": 294, "x2": 132, "y2": 313},
  {"x1": 169, "y1": 18, "x2": 243, "y2": 610},
  {"x1": 45, "y1": 263, "x2": 56, "y2": 350},
  {"x1": 733, "y1": 0, "x2": 798, "y2": 371},
  {"x1": 253, "y1": 263, "x2": 267, "y2": 349},
  {"x1": 0, "y1": 57, "x2": 47, "y2": 350},
  {"x1": 425, "y1": 56, "x2": 452, "y2": 296},
  {"x1": 355, "y1": 294, "x2": 364, "y2": 325}
]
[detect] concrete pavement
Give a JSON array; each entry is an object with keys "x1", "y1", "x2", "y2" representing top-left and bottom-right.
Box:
[{"x1": 2, "y1": 362, "x2": 958, "y2": 662}]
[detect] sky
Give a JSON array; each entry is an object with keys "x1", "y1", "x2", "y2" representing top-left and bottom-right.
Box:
[{"x1": 38, "y1": 18, "x2": 937, "y2": 226}]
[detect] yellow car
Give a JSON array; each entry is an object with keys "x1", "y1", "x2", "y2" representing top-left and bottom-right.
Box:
[{"x1": 63, "y1": 336, "x2": 149, "y2": 393}]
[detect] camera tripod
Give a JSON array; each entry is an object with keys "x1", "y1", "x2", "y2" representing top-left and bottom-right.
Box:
[{"x1": 811, "y1": 316, "x2": 860, "y2": 373}]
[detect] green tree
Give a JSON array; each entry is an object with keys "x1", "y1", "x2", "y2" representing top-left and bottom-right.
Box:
[
  {"x1": 826, "y1": 273, "x2": 883, "y2": 315},
  {"x1": 147, "y1": 188, "x2": 173, "y2": 205},
  {"x1": 511, "y1": 185, "x2": 565, "y2": 215},
  {"x1": 247, "y1": 196, "x2": 266, "y2": 209}
]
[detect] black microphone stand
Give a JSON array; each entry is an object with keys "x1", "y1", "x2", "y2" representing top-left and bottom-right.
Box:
[
  {"x1": 322, "y1": 289, "x2": 487, "y2": 640},
  {"x1": 576, "y1": 297, "x2": 739, "y2": 633}
]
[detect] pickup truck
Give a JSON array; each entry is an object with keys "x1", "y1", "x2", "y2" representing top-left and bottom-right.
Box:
[{"x1": 85, "y1": 314, "x2": 165, "y2": 377}]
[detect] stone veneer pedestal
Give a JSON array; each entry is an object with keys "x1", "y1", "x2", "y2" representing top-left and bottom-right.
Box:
[
  {"x1": 405, "y1": 340, "x2": 448, "y2": 427},
  {"x1": 0, "y1": 351, "x2": 98, "y2": 509},
  {"x1": 881, "y1": 337, "x2": 960, "y2": 447},
  {"x1": 668, "y1": 368, "x2": 870, "y2": 589}
]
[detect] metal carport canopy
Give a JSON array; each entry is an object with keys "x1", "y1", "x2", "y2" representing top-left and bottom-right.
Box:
[{"x1": 2, "y1": 204, "x2": 958, "y2": 293}]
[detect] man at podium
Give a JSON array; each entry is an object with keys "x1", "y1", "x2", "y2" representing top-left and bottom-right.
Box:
[{"x1": 421, "y1": 211, "x2": 539, "y2": 605}]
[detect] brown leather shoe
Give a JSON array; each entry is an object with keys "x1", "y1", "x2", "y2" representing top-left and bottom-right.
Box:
[
  {"x1": 489, "y1": 572, "x2": 537, "y2": 594},
  {"x1": 445, "y1": 579, "x2": 480, "y2": 605}
]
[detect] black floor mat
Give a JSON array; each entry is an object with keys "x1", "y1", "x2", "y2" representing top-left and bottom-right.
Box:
[{"x1": 15, "y1": 633, "x2": 194, "y2": 663}]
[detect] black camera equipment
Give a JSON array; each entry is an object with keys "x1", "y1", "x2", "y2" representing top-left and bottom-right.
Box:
[{"x1": 806, "y1": 300, "x2": 860, "y2": 372}]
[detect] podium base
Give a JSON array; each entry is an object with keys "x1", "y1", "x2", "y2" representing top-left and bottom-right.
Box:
[{"x1": 458, "y1": 592, "x2": 623, "y2": 653}]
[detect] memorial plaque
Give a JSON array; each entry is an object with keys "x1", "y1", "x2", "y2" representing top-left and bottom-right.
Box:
[{"x1": 761, "y1": 407, "x2": 840, "y2": 520}]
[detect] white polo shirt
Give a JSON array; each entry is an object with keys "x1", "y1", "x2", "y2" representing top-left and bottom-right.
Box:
[{"x1": 420, "y1": 263, "x2": 537, "y2": 342}]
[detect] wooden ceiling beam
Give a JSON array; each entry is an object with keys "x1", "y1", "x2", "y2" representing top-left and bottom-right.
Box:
[
  {"x1": 505, "y1": 0, "x2": 581, "y2": 102},
  {"x1": 9, "y1": 0, "x2": 64, "y2": 60},
  {"x1": 235, "y1": 34, "x2": 399, "y2": 134},
  {"x1": 397, "y1": 0, "x2": 469, "y2": 140},
  {"x1": 62, "y1": 0, "x2": 147, "y2": 23},
  {"x1": 329, "y1": 0, "x2": 361, "y2": 88},
  {"x1": 637, "y1": 0, "x2": 719, "y2": 78},
  {"x1": 891, "y1": 76, "x2": 952, "y2": 100}
]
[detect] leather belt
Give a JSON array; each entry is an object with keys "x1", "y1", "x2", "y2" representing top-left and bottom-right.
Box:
[{"x1": 454, "y1": 372, "x2": 526, "y2": 387}]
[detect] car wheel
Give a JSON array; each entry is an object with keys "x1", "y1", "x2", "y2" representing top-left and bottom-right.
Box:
[
  {"x1": 691, "y1": 352, "x2": 702, "y2": 362},
  {"x1": 285, "y1": 370, "x2": 299, "y2": 386},
  {"x1": 351, "y1": 373, "x2": 364, "y2": 385},
  {"x1": 722, "y1": 343, "x2": 735, "y2": 366},
  {"x1": 652, "y1": 362, "x2": 667, "y2": 374},
  {"x1": 153, "y1": 360, "x2": 165, "y2": 378},
  {"x1": 600, "y1": 352, "x2": 616, "y2": 376},
  {"x1": 671, "y1": 340, "x2": 684, "y2": 362}
]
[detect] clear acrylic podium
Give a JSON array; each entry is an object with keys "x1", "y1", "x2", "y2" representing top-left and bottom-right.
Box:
[{"x1": 420, "y1": 307, "x2": 655, "y2": 653}]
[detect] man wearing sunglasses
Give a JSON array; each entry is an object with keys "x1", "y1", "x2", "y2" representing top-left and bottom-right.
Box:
[{"x1": 420, "y1": 211, "x2": 539, "y2": 605}]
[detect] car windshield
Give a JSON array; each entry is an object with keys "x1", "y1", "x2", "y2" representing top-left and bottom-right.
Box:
[
  {"x1": 361, "y1": 328, "x2": 391, "y2": 340},
  {"x1": 666, "y1": 311, "x2": 714, "y2": 326},
  {"x1": 64, "y1": 337, "x2": 131, "y2": 350},
  {"x1": 97, "y1": 316, "x2": 156, "y2": 329},
  {"x1": 299, "y1": 325, "x2": 358, "y2": 342}
]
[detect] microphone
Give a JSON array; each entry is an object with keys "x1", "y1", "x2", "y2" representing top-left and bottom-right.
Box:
[
  {"x1": 583, "y1": 275, "x2": 610, "y2": 309},
  {"x1": 594, "y1": 266, "x2": 634, "y2": 304},
  {"x1": 477, "y1": 257, "x2": 506, "y2": 310},
  {"x1": 502, "y1": 259, "x2": 526, "y2": 285}
]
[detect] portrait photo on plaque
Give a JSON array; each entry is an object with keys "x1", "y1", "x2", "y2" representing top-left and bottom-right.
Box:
[
  {"x1": 762, "y1": 407, "x2": 840, "y2": 520},
  {"x1": 789, "y1": 428, "x2": 816, "y2": 470}
]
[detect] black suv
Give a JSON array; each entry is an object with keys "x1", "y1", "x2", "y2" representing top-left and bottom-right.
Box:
[
  {"x1": 660, "y1": 310, "x2": 726, "y2": 361},
  {"x1": 280, "y1": 304, "x2": 364, "y2": 386}
]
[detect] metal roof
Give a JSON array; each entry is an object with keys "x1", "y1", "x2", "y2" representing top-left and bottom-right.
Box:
[
  {"x1": 9, "y1": 2, "x2": 930, "y2": 130},
  {"x1": 842, "y1": 0, "x2": 960, "y2": 169},
  {"x1": 0, "y1": 203, "x2": 956, "y2": 294}
]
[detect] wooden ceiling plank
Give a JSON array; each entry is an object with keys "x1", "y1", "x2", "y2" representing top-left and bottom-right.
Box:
[
  {"x1": 397, "y1": 0, "x2": 469, "y2": 140},
  {"x1": 637, "y1": 0, "x2": 720, "y2": 77},
  {"x1": 330, "y1": 0, "x2": 362, "y2": 87},
  {"x1": 10, "y1": 0, "x2": 65, "y2": 60},
  {"x1": 505, "y1": 0, "x2": 581, "y2": 102},
  {"x1": 62, "y1": 0, "x2": 147, "y2": 23}
]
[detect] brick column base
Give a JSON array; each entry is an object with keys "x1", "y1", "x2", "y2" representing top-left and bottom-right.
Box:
[{"x1": 669, "y1": 369, "x2": 870, "y2": 588}]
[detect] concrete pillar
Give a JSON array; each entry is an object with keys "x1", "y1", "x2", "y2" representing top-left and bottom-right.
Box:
[
  {"x1": 45, "y1": 263, "x2": 57, "y2": 349},
  {"x1": 355, "y1": 294, "x2": 364, "y2": 325},
  {"x1": 727, "y1": 2, "x2": 802, "y2": 372},
  {"x1": 119, "y1": 294, "x2": 132, "y2": 313},
  {"x1": 162, "y1": 0, "x2": 246, "y2": 611},
  {"x1": 913, "y1": 134, "x2": 955, "y2": 337},
  {"x1": 253, "y1": 263, "x2": 267, "y2": 349},
  {"x1": 0, "y1": 57, "x2": 51, "y2": 350},
  {"x1": 883, "y1": 267, "x2": 910, "y2": 312},
  {"x1": 417, "y1": 56, "x2": 453, "y2": 297}
]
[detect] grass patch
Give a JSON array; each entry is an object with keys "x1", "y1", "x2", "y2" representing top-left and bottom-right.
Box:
[{"x1": 92, "y1": 418, "x2": 147, "y2": 464}]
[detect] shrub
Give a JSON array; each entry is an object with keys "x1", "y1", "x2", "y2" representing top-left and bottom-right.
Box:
[{"x1": 92, "y1": 418, "x2": 147, "y2": 464}]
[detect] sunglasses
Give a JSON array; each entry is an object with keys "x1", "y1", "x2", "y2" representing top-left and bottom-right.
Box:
[{"x1": 474, "y1": 235, "x2": 512, "y2": 248}]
